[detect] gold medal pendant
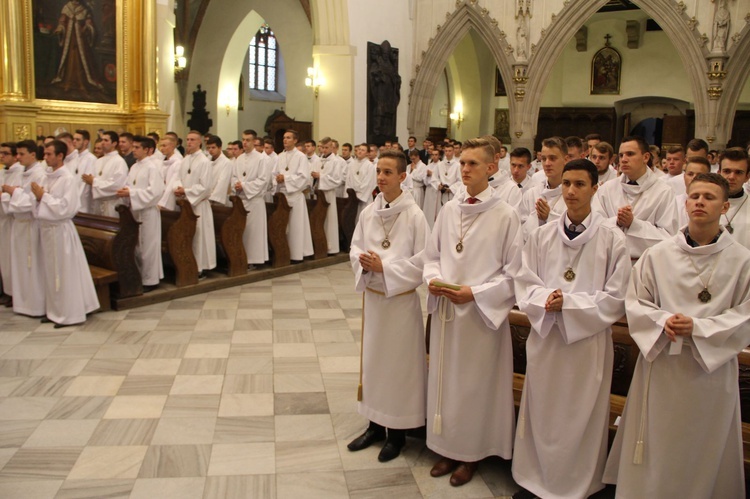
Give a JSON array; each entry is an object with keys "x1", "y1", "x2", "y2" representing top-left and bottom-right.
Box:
[
  {"x1": 381, "y1": 238, "x2": 391, "y2": 249},
  {"x1": 564, "y1": 268, "x2": 576, "y2": 282},
  {"x1": 285, "y1": 166, "x2": 289, "y2": 171},
  {"x1": 699, "y1": 288, "x2": 711, "y2": 303},
  {"x1": 727, "y1": 223, "x2": 734, "y2": 234},
  {"x1": 456, "y1": 241, "x2": 464, "y2": 253}
]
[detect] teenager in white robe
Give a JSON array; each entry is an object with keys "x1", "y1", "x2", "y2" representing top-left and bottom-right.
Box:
[
  {"x1": 603, "y1": 173, "x2": 750, "y2": 498},
  {"x1": 33, "y1": 141, "x2": 99, "y2": 326},
  {"x1": 1, "y1": 142, "x2": 46, "y2": 317},
  {"x1": 348, "y1": 151, "x2": 429, "y2": 462},
  {"x1": 116, "y1": 137, "x2": 164, "y2": 287},
  {"x1": 345, "y1": 144, "x2": 377, "y2": 221},
  {"x1": 518, "y1": 138, "x2": 568, "y2": 241},
  {"x1": 170, "y1": 133, "x2": 216, "y2": 273},
  {"x1": 424, "y1": 153, "x2": 460, "y2": 228},
  {"x1": 0, "y1": 145, "x2": 23, "y2": 301},
  {"x1": 207, "y1": 138, "x2": 234, "y2": 207},
  {"x1": 513, "y1": 160, "x2": 630, "y2": 499},
  {"x1": 273, "y1": 131, "x2": 314, "y2": 261},
  {"x1": 422, "y1": 151, "x2": 444, "y2": 228},
  {"x1": 495, "y1": 147, "x2": 534, "y2": 211},
  {"x1": 156, "y1": 136, "x2": 182, "y2": 209},
  {"x1": 718, "y1": 148, "x2": 750, "y2": 250},
  {"x1": 316, "y1": 139, "x2": 345, "y2": 255},
  {"x1": 72, "y1": 146, "x2": 96, "y2": 214},
  {"x1": 86, "y1": 132, "x2": 128, "y2": 217},
  {"x1": 407, "y1": 150, "x2": 427, "y2": 209},
  {"x1": 262, "y1": 140, "x2": 278, "y2": 203},
  {"x1": 594, "y1": 137, "x2": 678, "y2": 260},
  {"x1": 423, "y1": 139, "x2": 522, "y2": 487},
  {"x1": 590, "y1": 141, "x2": 618, "y2": 186},
  {"x1": 305, "y1": 142, "x2": 322, "y2": 196},
  {"x1": 233, "y1": 145, "x2": 269, "y2": 266}
]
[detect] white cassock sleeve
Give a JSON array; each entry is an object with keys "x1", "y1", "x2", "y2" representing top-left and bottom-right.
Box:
[
  {"x1": 318, "y1": 159, "x2": 343, "y2": 192},
  {"x1": 350, "y1": 210, "x2": 370, "y2": 291},
  {"x1": 183, "y1": 162, "x2": 213, "y2": 207},
  {"x1": 235, "y1": 157, "x2": 270, "y2": 200},
  {"x1": 625, "y1": 250, "x2": 672, "y2": 361},
  {"x1": 470, "y1": 212, "x2": 523, "y2": 329},
  {"x1": 690, "y1": 287, "x2": 750, "y2": 374},
  {"x1": 624, "y1": 201, "x2": 679, "y2": 257},
  {"x1": 7, "y1": 188, "x2": 36, "y2": 214},
  {"x1": 283, "y1": 155, "x2": 310, "y2": 195},
  {"x1": 92, "y1": 162, "x2": 128, "y2": 199},
  {"x1": 36, "y1": 176, "x2": 80, "y2": 221},
  {"x1": 130, "y1": 167, "x2": 164, "y2": 211},
  {"x1": 351, "y1": 164, "x2": 376, "y2": 203},
  {"x1": 381, "y1": 211, "x2": 430, "y2": 297}
]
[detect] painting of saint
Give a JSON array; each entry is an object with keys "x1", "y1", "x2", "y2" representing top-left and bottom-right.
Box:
[
  {"x1": 591, "y1": 45, "x2": 621, "y2": 95},
  {"x1": 33, "y1": 0, "x2": 117, "y2": 104}
]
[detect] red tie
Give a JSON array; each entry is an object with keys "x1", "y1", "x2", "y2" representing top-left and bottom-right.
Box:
[{"x1": 467, "y1": 197, "x2": 478, "y2": 204}]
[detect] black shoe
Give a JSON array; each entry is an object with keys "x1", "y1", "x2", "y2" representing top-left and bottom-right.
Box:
[
  {"x1": 347, "y1": 426, "x2": 385, "y2": 451},
  {"x1": 143, "y1": 284, "x2": 158, "y2": 293},
  {"x1": 377, "y1": 439, "x2": 404, "y2": 462},
  {"x1": 198, "y1": 271, "x2": 207, "y2": 280},
  {"x1": 512, "y1": 488, "x2": 537, "y2": 499},
  {"x1": 40, "y1": 317, "x2": 52, "y2": 323}
]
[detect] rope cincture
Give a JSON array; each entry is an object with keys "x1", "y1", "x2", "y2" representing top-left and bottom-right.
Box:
[{"x1": 433, "y1": 296, "x2": 454, "y2": 435}]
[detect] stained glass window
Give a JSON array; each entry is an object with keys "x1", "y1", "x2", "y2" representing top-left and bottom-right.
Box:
[{"x1": 248, "y1": 24, "x2": 277, "y2": 92}]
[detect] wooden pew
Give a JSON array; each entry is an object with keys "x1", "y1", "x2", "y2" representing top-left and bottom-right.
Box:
[
  {"x1": 307, "y1": 189, "x2": 329, "y2": 259},
  {"x1": 337, "y1": 188, "x2": 359, "y2": 251},
  {"x1": 507, "y1": 309, "x2": 750, "y2": 476},
  {"x1": 74, "y1": 204, "x2": 143, "y2": 310},
  {"x1": 160, "y1": 199, "x2": 198, "y2": 287},
  {"x1": 212, "y1": 196, "x2": 248, "y2": 277},
  {"x1": 266, "y1": 192, "x2": 291, "y2": 268}
]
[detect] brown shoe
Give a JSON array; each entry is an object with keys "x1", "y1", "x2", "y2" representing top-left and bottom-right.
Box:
[
  {"x1": 430, "y1": 457, "x2": 458, "y2": 477},
  {"x1": 449, "y1": 461, "x2": 478, "y2": 487}
]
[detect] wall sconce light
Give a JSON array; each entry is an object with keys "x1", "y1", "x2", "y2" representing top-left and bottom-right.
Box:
[
  {"x1": 174, "y1": 45, "x2": 187, "y2": 81},
  {"x1": 305, "y1": 67, "x2": 324, "y2": 98},
  {"x1": 449, "y1": 109, "x2": 464, "y2": 129}
]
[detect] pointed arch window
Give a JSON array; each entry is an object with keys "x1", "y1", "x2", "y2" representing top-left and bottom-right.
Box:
[{"x1": 248, "y1": 24, "x2": 277, "y2": 92}]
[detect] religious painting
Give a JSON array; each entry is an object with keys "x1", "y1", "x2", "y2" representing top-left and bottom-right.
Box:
[
  {"x1": 494, "y1": 109, "x2": 511, "y2": 145},
  {"x1": 591, "y1": 44, "x2": 621, "y2": 95},
  {"x1": 32, "y1": 0, "x2": 118, "y2": 104},
  {"x1": 495, "y1": 68, "x2": 507, "y2": 97}
]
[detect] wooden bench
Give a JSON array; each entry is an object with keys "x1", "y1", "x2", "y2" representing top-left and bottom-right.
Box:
[
  {"x1": 212, "y1": 196, "x2": 248, "y2": 277},
  {"x1": 266, "y1": 192, "x2": 291, "y2": 268},
  {"x1": 307, "y1": 189, "x2": 329, "y2": 259},
  {"x1": 337, "y1": 188, "x2": 359, "y2": 252},
  {"x1": 74, "y1": 204, "x2": 143, "y2": 310},
  {"x1": 160, "y1": 198, "x2": 198, "y2": 287},
  {"x1": 507, "y1": 309, "x2": 750, "y2": 476}
]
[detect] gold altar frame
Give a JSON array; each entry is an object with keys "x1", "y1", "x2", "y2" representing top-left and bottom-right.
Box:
[{"x1": 29, "y1": 0, "x2": 129, "y2": 115}]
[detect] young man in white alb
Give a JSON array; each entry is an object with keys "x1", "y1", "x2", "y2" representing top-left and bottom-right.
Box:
[
  {"x1": 348, "y1": 150, "x2": 429, "y2": 463},
  {"x1": 604, "y1": 173, "x2": 750, "y2": 498}
]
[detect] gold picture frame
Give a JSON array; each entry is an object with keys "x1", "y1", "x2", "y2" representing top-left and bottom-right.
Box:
[{"x1": 29, "y1": 0, "x2": 128, "y2": 115}]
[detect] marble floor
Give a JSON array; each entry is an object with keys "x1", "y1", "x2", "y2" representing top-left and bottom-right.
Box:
[{"x1": 0, "y1": 262, "x2": 613, "y2": 499}]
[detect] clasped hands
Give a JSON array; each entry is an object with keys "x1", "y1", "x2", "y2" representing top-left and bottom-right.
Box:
[
  {"x1": 359, "y1": 250, "x2": 383, "y2": 273},
  {"x1": 545, "y1": 289, "x2": 563, "y2": 312},
  {"x1": 664, "y1": 313, "x2": 693, "y2": 342}
]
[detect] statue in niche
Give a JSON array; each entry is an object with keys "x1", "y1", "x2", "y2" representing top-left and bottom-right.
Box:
[
  {"x1": 187, "y1": 85, "x2": 213, "y2": 134},
  {"x1": 712, "y1": 0, "x2": 731, "y2": 53},
  {"x1": 367, "y1": 41, "x2": 401, "y2": 145},
  {"x1": 516, "y1": 20, "x2": 529, "y2": 60}
]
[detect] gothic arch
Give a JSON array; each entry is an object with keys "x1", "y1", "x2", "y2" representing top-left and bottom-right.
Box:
[
  {"x1": 407, "y1": 1, "x2": 516, "y2": 139},
  {"x1": 717, "y1": 25, "x2": 750, "y2": 143},
  {"x1": 522, "y1": 0, "x2": 710, "y2": 144}
]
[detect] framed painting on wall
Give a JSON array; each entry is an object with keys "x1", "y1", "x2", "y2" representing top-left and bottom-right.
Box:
[
  {"x1": 495, "y1": 68, "x2": 507, "y2": 97},
  {"x1": 32, "y1": 0, "x2": 121, "y2": 106},
  {"x1": 591, "y1": 43, "x2": 621, "y2": 95}
]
